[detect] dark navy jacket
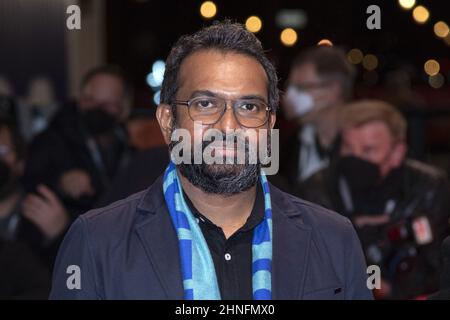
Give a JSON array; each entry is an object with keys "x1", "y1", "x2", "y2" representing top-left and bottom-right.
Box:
[{"x1": 49, "y1": 175, "x2": 373, "y2": 300}]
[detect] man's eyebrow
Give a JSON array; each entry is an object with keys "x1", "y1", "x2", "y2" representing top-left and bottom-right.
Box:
[
  {"x1": 189, "y1": 90, "x2": 267, "y2": 103},
  {"x1": 239, "y1": 94, "x2": 267, "y2": 103},
  {"x1": 189, "y1": 90, "x2": 216, "y2": 99}
]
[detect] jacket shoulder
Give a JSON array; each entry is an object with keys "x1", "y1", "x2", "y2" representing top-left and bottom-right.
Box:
[
  {"x1": 405, "y1": 159, "x2": 447, "y2": 181},
  {"x1": 270, "y1": 185, "x2": 373, "y2": 299},
  {"x1": 78, "y1": 189, "x2": 148, "y2": 242}
]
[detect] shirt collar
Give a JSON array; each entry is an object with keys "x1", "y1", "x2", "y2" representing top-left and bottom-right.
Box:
[{"x1": 183, "y1": 181, "x2": 265, "y2": 233}]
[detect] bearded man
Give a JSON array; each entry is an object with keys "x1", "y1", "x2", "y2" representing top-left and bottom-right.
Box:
[{"x1": 50, "y1": 22, "x2": 372, "y2": 300}]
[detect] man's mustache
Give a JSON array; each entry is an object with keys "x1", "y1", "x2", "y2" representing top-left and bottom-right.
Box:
[{"x1": 168, "y1": 126, "x2": 275, "y2": 169}]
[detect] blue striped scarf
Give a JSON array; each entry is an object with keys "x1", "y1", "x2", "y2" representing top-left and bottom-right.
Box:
[{"x1": 163, "y1": 161, "x2": 272, "y2": 300}]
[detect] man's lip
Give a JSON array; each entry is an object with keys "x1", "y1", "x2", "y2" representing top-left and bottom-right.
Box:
[
  {"x1": 206, "y1": 143, "x2": 238, "y2": 156},
  {"x1": 208, "y1": 142, "x2": 237, "y2": 148},
  {"x1": 214, "y1": 147, "x2": 236, "y2": 156}
]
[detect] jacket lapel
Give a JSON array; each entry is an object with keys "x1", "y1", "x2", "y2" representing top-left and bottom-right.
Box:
[
  {"x1": 134, "y1": 176, "x2": 184, "y2": 299},
  {"x1": 271, "y1": 186, "x2": 312, "y2": 299}
]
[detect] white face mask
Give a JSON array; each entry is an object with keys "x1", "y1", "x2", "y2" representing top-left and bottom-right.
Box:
[{"x1": 284, "y1": 85, "x2": 314, "y2": 120}]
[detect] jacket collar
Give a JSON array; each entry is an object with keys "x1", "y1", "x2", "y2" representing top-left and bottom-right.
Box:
[{"x1": 135, "y1": 175, "x2": 184, "y2": 299}]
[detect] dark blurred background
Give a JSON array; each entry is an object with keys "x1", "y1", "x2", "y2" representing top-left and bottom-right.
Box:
[{"x1": 1, "y1": 0, "x2": 449, "y2": 167}]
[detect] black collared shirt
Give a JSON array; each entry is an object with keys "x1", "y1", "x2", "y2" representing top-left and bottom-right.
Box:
[{"x1": 184, "y1": 184, "x2": 265, "y2": 300}]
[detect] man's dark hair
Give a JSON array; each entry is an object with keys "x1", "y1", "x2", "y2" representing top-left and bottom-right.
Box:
[
  {"x1": 161, "y1": 21, "x2": 279, "y2": 117},
  {"x1": 80, "y1": 65, "x2": 130, "y2": 95},
  {"x1": 0, "y1": 117, "x2": 25, "y2": 161},
  {"x1": 291, "y1": 46, "x2": 356, "y2": 101}
]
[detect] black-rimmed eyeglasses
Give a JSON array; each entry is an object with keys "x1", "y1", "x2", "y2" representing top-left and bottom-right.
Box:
[{"x1": 173, "y1": 96, "x2": 271, "y2": 128}]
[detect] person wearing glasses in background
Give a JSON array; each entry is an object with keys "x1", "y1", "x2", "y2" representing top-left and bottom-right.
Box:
[{"x1": 50, "y1": 21, "x2": 372, "y2": 300}]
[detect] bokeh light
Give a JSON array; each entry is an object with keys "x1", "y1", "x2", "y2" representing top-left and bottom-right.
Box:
[
  {"x1": 245, "y1": 16, "x2": 262, "y2": 33},
  {"x1": 434, "y1": 21, "x2": 450, "y2": 38},
  {"x1": 424, "y1": 59, "x2": 440, "y2": 76},
  {"x1": 347, "y1": 48, "x2": 364, "y2": 64},
  {"x1": 153, "y1": 90, "x2": 161, "y2": 105},
  {"x1": 200, "y1": 1, "x2": 217, "y2": 19},
  {"x1": 412, "y1": 5, "x2": 430, "y2": 24},
  {"x1": 280, "y1": 28, "x2": 298, "y2": 47},
  {"x1": 428, "y1": 73, "x2": 445, "y2": 89},
  {"x1": 317, "y1": 39, "x2": 333, "y2": 46},
  {"x1": 362, "y1": 54, "x2": 378, "y2": 70},
  {"x1": 398, "y1": 0, "x2": 416, "y2": 10}
]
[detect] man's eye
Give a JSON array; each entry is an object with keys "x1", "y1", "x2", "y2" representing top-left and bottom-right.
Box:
[
  {"x1": 195, "y1": 99, "x2": 215, "y2": 109},
  {"x1": 240, "y1": 103, "x2": 259, "y2": 112}
]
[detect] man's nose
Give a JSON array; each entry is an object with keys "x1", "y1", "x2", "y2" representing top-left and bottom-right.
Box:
[{"x1": 213, "y1": 104, "x2": 241, "y2": 132}]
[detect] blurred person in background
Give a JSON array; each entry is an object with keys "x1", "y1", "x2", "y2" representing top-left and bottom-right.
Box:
[
  {"x1": 0, "y1": 76, "x2": 59, "y2": 143},
  {"x1": 24, "y1": 65, "x2": 133, "y2": 216},
  {"x1": 0, "y1": 116, "x2": 67, "y2": 269},
  {"x1": 299, "y1": 100, "x2": 450, "y2": 299},
  {"x1": 383, "y1": 66, "x2": 427, "y2": 161},
  {"x1": 126, "y1": 108, "x2": 166, "y2": 151},
  {"x1": 20, "y1": 76, "x2": 59, "y2": 141},
  {"x1": 0, "y1": 76, "x2": 60, "y2": 142},
  {"x1": 98, "y1": 108, "x2": 169, "y2": 206},
  {"x1": 280, "y1": 46, "x2": 356, "y2": 187},
  {"x1": 383, "y1": 66, "x2": 426, "y2": 111}
]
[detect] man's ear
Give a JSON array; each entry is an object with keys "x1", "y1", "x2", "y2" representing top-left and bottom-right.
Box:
[
  {"x1": 156, "y1": 103, "x2": 174, "y2": 145},
  {"x1": 268, "y1": 112, "x2": 276, "y2": 129},
  {"x1": 391, "y1": 141, "x2": 407, "y2": 168}
]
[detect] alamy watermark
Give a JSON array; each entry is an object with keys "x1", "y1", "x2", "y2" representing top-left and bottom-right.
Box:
[
  {"x1": 169, "y1": 122, "x2": 280, "y2": 175},
  {"x1": 366, "y1": 5, "x2": 381, "y2": 30},
  {"x1": 64, "y1": 264, "x2": 381, "y2": 291},
  {"x1": 66, "y1": 5, "x2": 81, "y2": 30}
]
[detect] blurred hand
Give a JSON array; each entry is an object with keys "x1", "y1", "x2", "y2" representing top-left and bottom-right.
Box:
[
  {"x1": 59, "y1": 169, "x2": 95, "y2": 199},
  {"x1": 353, "y1": 214, "x2": 390, "y2": 228},
  {"x1": 23, "y1": 184, "x2": 70, "y2": 240}
]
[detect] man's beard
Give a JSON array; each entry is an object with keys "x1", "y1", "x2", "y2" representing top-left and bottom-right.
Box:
[{"x1": 169, "y1": 130, "x2": 270, "y2": 196}]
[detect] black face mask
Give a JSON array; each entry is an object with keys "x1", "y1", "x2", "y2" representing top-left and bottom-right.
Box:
[
  {"x1": 81, "y1": 109, "x2": 118, "y2": 135},
  {"x1": 336, "y1": 155, "x2": 381, "y2": 192},
  {"x1": 62, "y1": 193, "x2": 98, "y2": 213},
  {"x1": 0, "y1": 159, "x2": 18, "y2": 200}
]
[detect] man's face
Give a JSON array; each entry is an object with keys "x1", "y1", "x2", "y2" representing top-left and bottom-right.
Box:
[
  {"x1": 284, "y1": 62, "x2": 342, "y2": 119},
  {"x1": 340, "y1": 121, "x2": 406, "y2": 178},
  {"x1": 157, "y1": 49, "x2": 276, "y2": 194},
  {"x1": 79, "y1": 73, "x2": 126, "y2": 120}
]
